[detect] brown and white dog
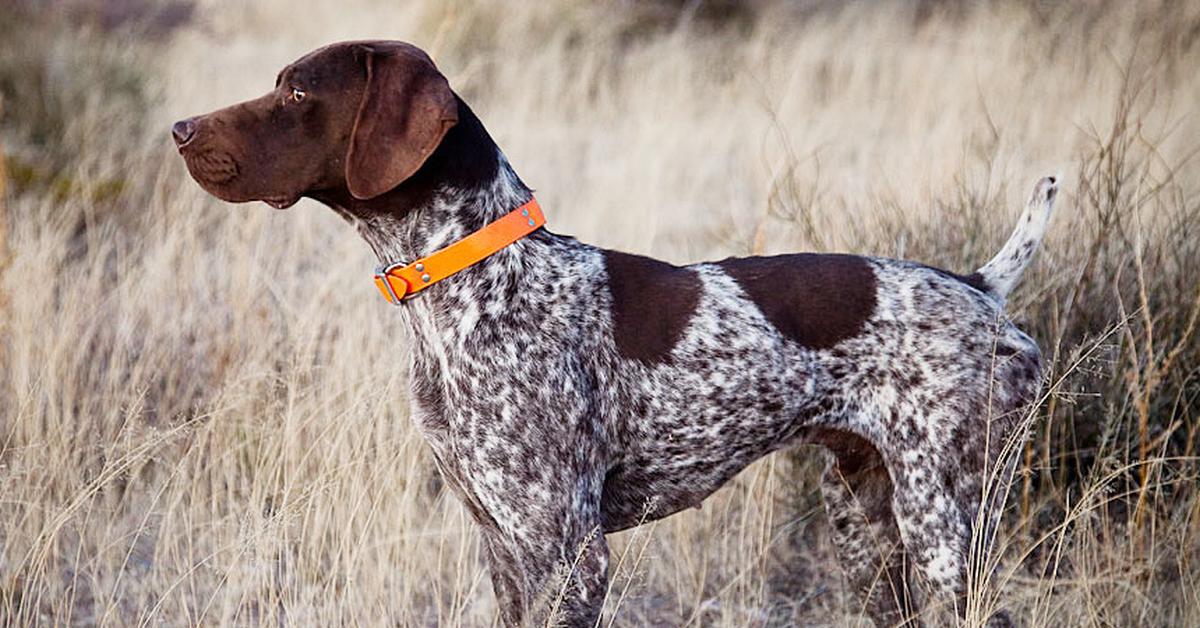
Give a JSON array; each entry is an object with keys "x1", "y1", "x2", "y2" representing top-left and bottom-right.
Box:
[{"x1": 174, "y1": 40, "x2": 1054, "y2": 626}]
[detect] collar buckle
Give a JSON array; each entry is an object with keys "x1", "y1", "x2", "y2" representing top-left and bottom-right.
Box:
[{"x1": 373, "y1": 262, "x2": 412, "y2": 306}]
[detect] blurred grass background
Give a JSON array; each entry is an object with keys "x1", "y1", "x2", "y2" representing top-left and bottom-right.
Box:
[{"x1": 1, "y1": 0, "x2": 1198, "y2": 625}]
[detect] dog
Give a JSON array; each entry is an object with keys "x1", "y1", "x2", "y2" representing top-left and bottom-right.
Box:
[{"x1": 174, "y1": 40, "x2": 1054, "y2": 626}]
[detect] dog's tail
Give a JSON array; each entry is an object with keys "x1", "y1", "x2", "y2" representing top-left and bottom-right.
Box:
[{"x1": 974, "y1": 176, "x2": 1058, "y2": 303}]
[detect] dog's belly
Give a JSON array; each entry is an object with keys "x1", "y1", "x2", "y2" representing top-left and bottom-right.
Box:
[
  {"x1": 599, "y1": 419, "x2": 801, "y2": 532},
  {"x1": 598, "y1": 359, "x2": 837, "y2": 532}
]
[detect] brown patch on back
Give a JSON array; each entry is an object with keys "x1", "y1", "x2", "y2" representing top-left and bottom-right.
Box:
[
  {"x1": 603, "y1": 250, "x2": 701, "y2": 364},
  {"x1": 718, "y1": 254, "x2": 876, "y2": 350}
]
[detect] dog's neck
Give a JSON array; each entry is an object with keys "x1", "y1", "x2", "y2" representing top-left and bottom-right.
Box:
[
  {"x1": 349, "y1": 153, "x2": 533, "y2": 266},
  {"x1": 311, "y1": 96, "x2": 535, "y2": 266}
]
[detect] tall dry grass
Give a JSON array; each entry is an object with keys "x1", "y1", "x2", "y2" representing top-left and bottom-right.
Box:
[{"x1": 1, "y1": 0, "x2": 1198, "y2": 625}]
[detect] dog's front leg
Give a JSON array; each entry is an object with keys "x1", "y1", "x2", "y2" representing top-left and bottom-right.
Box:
[
  {"x1": 474, "y1": 525, "x2": 524, "y2": 626},
  {"x1": 474, "y1": 493, "x2": 609, "y2": 627}
]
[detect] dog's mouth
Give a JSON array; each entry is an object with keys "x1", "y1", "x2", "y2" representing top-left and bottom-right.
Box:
[
  {"x1": 181, "y1": 149, "x2": 240, "y2": 185},
  {"x1": 178, "y1": 148, "x2": 299, "y2": 210}
]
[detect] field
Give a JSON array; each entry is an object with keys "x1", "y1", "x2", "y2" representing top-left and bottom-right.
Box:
[{"x1": 2, "y1": 0, "x2": 1199, "y2": 625}]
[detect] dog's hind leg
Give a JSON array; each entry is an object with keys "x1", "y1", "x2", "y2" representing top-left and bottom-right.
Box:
[
  {"x1": 816, "y1": 430, "x2": 920, "y2": 627},
  {"x1": 885, "y1": 412, "x2": 1018, "y2": 628}
]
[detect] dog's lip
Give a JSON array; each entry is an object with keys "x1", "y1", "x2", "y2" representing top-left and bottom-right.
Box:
[{"x1": 263, "y1": 195, "x2": 299, "y2": 210}]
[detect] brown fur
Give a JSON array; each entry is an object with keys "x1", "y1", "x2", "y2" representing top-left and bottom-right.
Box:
[
  {"x1": 602, "y1": 250, "x2": 702, "y2": 364},
  {"x1": 718, "y1": 254, "x2": 878, "y2": 350}
]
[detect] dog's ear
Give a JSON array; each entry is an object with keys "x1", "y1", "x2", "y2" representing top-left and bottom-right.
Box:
[{"x1": 346, "y1": 44, "x2": 458, "y2": 200}]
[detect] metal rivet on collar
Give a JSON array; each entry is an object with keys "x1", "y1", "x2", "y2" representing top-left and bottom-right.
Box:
[
  {"x1": 527, "y1": 219, "x2": 535, "y2": 226},
  {"x1": 421, "y1": 273, "x2": 431, "y2": 283},
  {"x1": 522, "y1": 209, "x2": 530, "y2": 216},
  {"x1": 415, "y1": 262, "x2": 425, "y2": 271}
]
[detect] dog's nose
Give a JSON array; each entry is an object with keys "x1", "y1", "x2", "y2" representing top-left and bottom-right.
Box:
[{"x1": 171, "y1": 118, "x2": 197, "y2": 146}]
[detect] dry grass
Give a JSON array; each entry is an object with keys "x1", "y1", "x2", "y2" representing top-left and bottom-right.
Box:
[{"x1": 2, "y1": 0, "x2": 1199, "y2": 625}]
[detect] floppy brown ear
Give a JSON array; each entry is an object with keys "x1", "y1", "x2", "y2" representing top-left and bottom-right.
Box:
[{"x1": 346, "y1": 44, "x2": 458, "y2": 200}]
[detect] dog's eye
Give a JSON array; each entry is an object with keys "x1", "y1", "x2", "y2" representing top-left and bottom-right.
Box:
[{"x1": 290, "y1": 87, "x2": 306, "y2": 102}]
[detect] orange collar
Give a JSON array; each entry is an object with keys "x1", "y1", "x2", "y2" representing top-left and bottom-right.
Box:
[{"x1": 373, "y1": 198, "x2": 546, "y2": 305}]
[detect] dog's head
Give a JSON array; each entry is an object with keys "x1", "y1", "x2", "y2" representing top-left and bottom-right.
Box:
[{"x1": 173, "y1": 41, "x2": 458, "y2": 208}]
